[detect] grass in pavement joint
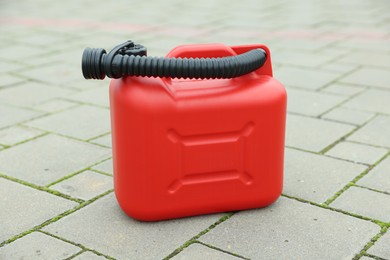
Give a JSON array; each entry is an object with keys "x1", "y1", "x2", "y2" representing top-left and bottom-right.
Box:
[
  {"x1": 163, "y1": 213, "x2": 235, "y2": 259},
  {"x1": 45, "y1": 157, "x2": 112, "y2": 188},
  {"x1": 323, "y1": 151, "x2": 390, "y2": 206},
  {"x1": 39, "y1": 230, "x2": 115, "y2": 260},
  {"x1": 353, "y1": 226, "x2": 389, "y2": 260},
  {"x1": 0, "y1": 189, "x2": 114, "y2": 249},
  {"x1": 282, "y1": 194, "x2": 389, "y2": 228},
  {"x1": 319, "y1": 114, "x2": 378, "y2": 155},
  {"x1": 0, "y1": 174, "x2": 84, "y2": 203},
  {"x1": 195, "y1": 241, "x2": 250, "y2": 259}
]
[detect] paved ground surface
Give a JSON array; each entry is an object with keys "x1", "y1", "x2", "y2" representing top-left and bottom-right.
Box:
[{"x1": 0, "y1": 0, "x2": 390, "y2": 259}]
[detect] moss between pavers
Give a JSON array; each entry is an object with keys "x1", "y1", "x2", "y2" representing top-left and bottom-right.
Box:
[
  {"x1": 39, "y1": 230, "x2": 114, "y2": 260},
  {"x1": 163, "y1": 213, "x2": 235, "y2": 259},
  {"x1": 195, "y1": 241, "x2": 249, "y2": 260},
  {"x1": 353, "y1": 226, "x2": 389, "y2": 260},
  {"x1": 323, "y1": 150, "x2": 390, "y2": 206},
  {"x1": 0, "y1": 189, "x2": 113, "y2": 249}
]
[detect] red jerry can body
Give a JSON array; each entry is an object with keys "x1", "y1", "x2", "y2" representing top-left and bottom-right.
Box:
[{"x1": 109, "y1": 43, "x2": 287, "y2": 221}]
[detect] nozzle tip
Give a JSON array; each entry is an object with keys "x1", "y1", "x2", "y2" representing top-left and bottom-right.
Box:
[{"x1": 82, "y1": 47, "x2": 106, "y2": 80}]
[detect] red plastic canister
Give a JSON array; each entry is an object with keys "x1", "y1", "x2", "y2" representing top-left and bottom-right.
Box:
[{"x1": 110, "y1": 43, "x2": 287, "y2": 221}]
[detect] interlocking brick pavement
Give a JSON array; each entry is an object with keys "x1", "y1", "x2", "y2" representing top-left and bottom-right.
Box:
[{"x1": 0, "y1": 0, "x2": 389, "y2": 259}]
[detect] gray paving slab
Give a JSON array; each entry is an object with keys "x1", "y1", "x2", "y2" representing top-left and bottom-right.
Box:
[
  {"x1": 0, "y1": 134, "x2": 110, "y2": 186},
  {"x1": 33, "y1": 99, "x2": 78, "y2": 113},
  {"x1": 272, "y1": 50, "x2": 339, "y2": 67},
  {"x1": 286, "y1": 88, "x2": 346, "y2": 116},
  {"x1": 284, "y1": 148, "x2": 366, "y2": 203},
  {"x1": 89, "y1": 133, "x2": 112, "y2": 148},
  {"x1": 0, "y1": 82, "x2": 75, "y2": 107},
  {"x1": 367, "y1": 230, "x2": 390, "y2": 259},
  {"x1": 26, "y1": 105, "x2": 111, "y2": 140},
  {"x1": 358, "y1": 156, "x2": 390, "y2": 193},
  {"x1": 325, "y1": 141, "x2": 388, "y2": 165},
  {"x1": 18, "y1": 63, "x2": 82, "y2": 86},
  {"x1": 322, "y1": 107, "x2": 374, "y2": 125},
  {"x1": 330, "y1": 186, "x2": 390, "y2": 222},
  {"x1": 0, "y1": 104, "x2": 42, "y2": 129},
  {"x1": 199, "y1": 197, "x2": 379, "y2": 260},
  {"x1": 0, "y1": 232, "x2": 81, "y2": 259},
  {"x1": 43, "y1": 193, "x2": 223, "y2": 259},
  {"x1": 172, "y1": 243, "x2": 240, "y2": 260},
  {"x1": 286, "y1": 114, "x2": 355, "y2": 152},
  {"x1": 0, "y1": 44, "x2": 48, "y2": 62},
  {"x1": 274, "y1": 67, "x2": 340, "y2": 90},
  {"x1": 319, "y1": 63, "x2": 359, "y2": 74},
  {"x1": 50, "y1": 170, "x2": 113, "y2": 201},
  {"x1": 0, "y1": 178, "x2": 78, "y2": 242},
  {"x1": 73, "y1": 251, "x2": 107, "y2": 259},
  {"x1": 342, "y1": 89, "x2": 390, "y2": 115},
  {"x1": 348, "y1": 115, "x2": 390, "y2": 148},
  {"x1": 0, "y1": 74, "x2": 26, "y2": 88},
  {"x1": 91, "y1": 159, "x2": 113, "y2": 175},
  {"x1": 0, "y1": 125, "x2": 44, "y2": 146},
  {"x1": 335, "y1": 40, "x2": 390, "y2": 52},
  {"x1": 337, "y1": 52, "x2": 390, "y2": 69},
  {"x1": 321, "y1": 83, "x2": 366, "y2": 96},
  {"x1": 340, "y1": 68, "x2": 390, "y2": 89},
  {"x1": 67, "y1": 86, "x2": 110, "y2": 107},
  {"x1": 359, "y1": 256, "x2": 375, "y2": 260}
]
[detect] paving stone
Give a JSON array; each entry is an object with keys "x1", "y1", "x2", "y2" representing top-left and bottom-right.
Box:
[
  {"x1": 26, "y1": 105, "x2": 110, "y2": 140},
  {"x1": 0, "y1": 134, "x2": 110, "y2": 186},
  {"x1": 172, "y1": 243, "x2": 240, "y2": 260},
  {"x1": 342, "y1": 89, "x2": 390, "y2": 115},
  {"x1": 286, "y1": 114, "x2": 355, "y2": 152},
  {"x1": 348, "y1": 115, "x2": 390, "y2": 148},
  {"x1": 274, "y1": 67, "x2": 340, "y2": 90},
  {"x1": 200, "y1": 197, "x2": 379, "y2": 260},
  {"x1": 284, "y1": 148, "x2": 366, "y2": 203},
  {"x1": 330, "y1": 186, "x2": 390, "y2": 222},
  {"x1": 335, "y1": 39, "x2": 390, "y2": 52},
  {"x1": 62, "y1": 79, "x2": 108, "y2": 91},
  {"x1": 0, "y1": 74, "x2": 26, "y2": 88},
  {"x1": 326, "y1": 142, "x2": 388, "y2": 165},
  {"x1": 286, "y1": 88, "x2": 346, "y2": 116},
  {"x1": 33, "y1": 99, "x2": 78, "y2": 113},
  {"x1": 89, "y1": 133, "x2": 112, "y2": 148},
  {"x1": 271, "y1": 39, "x2": 332, "y2": 52},
  {"x1": 0, "y1": 82, "x2": 74, "y2": 107},
  {"x1": 340, "y1": 68, "x2": 390, "y2": 89},
  {"x1": 43, "y1": 193, "x2": 222, "y2": 259},
  {"x1": 51, "y1": 170, "x2": 113, "y2": 201},
  {"x1": 92, "y1": 159, "x2": 113, "y2": 175},
  {"x1": 359, "y1": 256, "x2": 375, "y2": 260},
  {"x1": 0, "y1": 104, "x2": 42, "y2": 129},
  {"x1": 0, "y1": 44, "x2": 48, "y2": 62},
  {"x1": 272, "y1": 50, "x2": 338, "y2": 67},
  {"x1": 67, "y1": 86, "x2": 109, "y2": 107},
  {"x1": 358, "y1": 156, "x2": 390, "y2": 193},
  {"x1": 337, "y1": 52, "x2": 390, "y2": 69},
  {"x1": 73, "y1": 251, "x2": 107, "y2": 259},
  {"x1": 321, "y1": 83, "x2": 365, "y2": 96},
  {"x1": 0, "y1": 178, "x2": 78, "y2": 242},
  {"x1": 322, "y1": 107, "x2": 374, "y2": 125},
  {"x1": 18, "y1": 63, "x2": 82, "y2": 86},
  {"x1": 0, "y1": 125, "x2": 44, "y2": 146},
  {"x1": 367, "y1": 230, "x2": 390, "y2": 259},
  {"x1": 0, "y1": 232, "x2": 81, "y2": 259},
  {"x1": 320, "y1": 63, "x2": 358, "y2": 74}
]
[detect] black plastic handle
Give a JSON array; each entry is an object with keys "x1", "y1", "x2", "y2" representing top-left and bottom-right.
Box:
[{"x1": 82, "y1": 40, "x2": 267, "y2": 80}]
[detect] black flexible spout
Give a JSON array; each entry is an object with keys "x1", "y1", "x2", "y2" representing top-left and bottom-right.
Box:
[{"x1": 82, "y1": 40, "x2": 267, "y2": 80}]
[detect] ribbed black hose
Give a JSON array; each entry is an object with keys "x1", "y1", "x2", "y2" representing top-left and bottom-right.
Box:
[{"x1": 82, "y1": 47, "x2": 266, "y2": 80}]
